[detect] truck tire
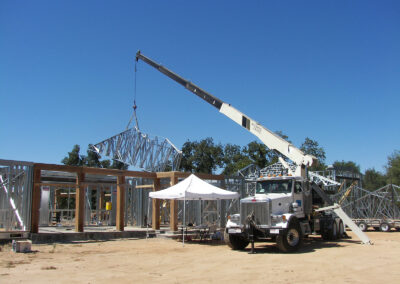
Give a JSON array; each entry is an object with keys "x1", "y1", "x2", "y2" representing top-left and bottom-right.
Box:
[
  {"x1": 321, "y1": 220, "x2": 338, "y2": 240},
  {"x1": 321, "y1": 230, "x2": 330, "y2": 240},
  {"x1": 330, "y1": 220, "x2": 338, "y2": 240},
  {"x1": 276, "y1": 219, "x2": 303, "y2": 253},
  {"x1": 380, "y1": 223, "x2": 390, "y2": 232},
  {"x1": 224, "y1": 231, "x2": 249, "y2": 250},
  {"x1": 338, "y1": 220, "x2": 344, "y2": 239},
  {"x1": 357, "y1": 222, "x2": 368, "y2": 232}
]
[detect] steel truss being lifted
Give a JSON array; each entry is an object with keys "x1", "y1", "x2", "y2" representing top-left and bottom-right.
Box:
[{"x1": 92, "y1": 127, "x2": 182, "y2": 172}]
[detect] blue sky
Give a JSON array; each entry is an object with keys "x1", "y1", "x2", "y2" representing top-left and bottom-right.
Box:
[{"x1": 1, "y1": 0, "x2": 399, "y2": 173}]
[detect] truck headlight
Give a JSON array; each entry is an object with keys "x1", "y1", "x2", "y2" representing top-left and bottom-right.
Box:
[
  {"x1": 228, "y1": 214, "x2": 240, "y2": 223},
  {"x1": 272, "y1": 215, "x2": 286, "y2": 223}
]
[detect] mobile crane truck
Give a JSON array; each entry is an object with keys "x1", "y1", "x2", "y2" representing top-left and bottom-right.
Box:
[{"x1": 135, "y1": 51, "x2": 371, "y2": 252}]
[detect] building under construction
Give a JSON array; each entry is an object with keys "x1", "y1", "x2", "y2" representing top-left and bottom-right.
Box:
[{"x1": 0, "y1": 158, "x2": 244, "y2": 241}]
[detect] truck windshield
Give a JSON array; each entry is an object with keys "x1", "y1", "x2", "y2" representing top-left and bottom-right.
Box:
[{"x1": 256, "y1": 180, "x2": 293, "y2": 194}]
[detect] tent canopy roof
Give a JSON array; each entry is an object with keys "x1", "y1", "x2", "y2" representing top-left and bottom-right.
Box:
[{"x1": 148, "y1": 174, "x2": 239, "y2": 200}]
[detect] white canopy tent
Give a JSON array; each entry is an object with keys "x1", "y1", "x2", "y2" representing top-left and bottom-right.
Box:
[
  {"x1": 147, "y1": 174, "x2": 240, "y2": 245},
  {"x1": 149, "y1": 174, "x2": 239, "y2": 200}
]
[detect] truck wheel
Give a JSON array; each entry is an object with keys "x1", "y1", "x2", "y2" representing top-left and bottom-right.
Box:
[
  {"x1": 224, "y1": 231, "x2": 249, "y2": 250},
  {"x1": 338, "y1": 220, "x2": 344, "y2": 239},
  {"x1": 380, "y1": 223, "x2": 390, "y2": 232},
  {"x1": 329, "y1": 220, "x2": 338, "y2": 240},
  {"x1": 357, "y1": 222, "x2": 368, "y2": 232},
  {"x1": 321, "y1": 230, "x2": 330, "y2": 240},
  {"x1": 276, "y1": 220, "x2": 303, "y2": 253}
]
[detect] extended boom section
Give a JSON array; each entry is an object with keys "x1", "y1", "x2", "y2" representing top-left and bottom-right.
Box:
[
  {"x1": 136, "y1": 51, "x2": 223, "y2": 110},
  {"x1": 135, "y1": 51, "x2": 317, "y2": 173},
  {"x1": 219, "y1": 103, "x2": 316, "y2": 175}
]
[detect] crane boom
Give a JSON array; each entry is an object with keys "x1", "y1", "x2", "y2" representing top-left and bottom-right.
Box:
[{"x1": 135, "y1": 51, "x2": 317, "y2": 175}]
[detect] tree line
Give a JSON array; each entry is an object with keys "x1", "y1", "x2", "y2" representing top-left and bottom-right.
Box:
[
  {"x1": 61, "y1": 144, "x2": 128, "y2": 170},
  {"x1": 179, "y1": 135, "x2": 326, "y2": 175},
  {"x1": 62, "y1": 138, "x2": 400, "y2": 191}
]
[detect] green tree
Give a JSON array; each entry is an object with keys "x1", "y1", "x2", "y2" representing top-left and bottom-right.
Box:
[
  {"x1": 275, "y1": 130, "x2": 291, "y2": 143},
  {"x1": 110, "y1": 158, "x2": 129, "y2": 170},
  {"x1": 363, "y1": 168, "x2": 386, "y2": 191},
  {"x1": 240, "y1": 131, "x2": 291, "y2": 170},
  {"x1": 62, "y1": 144, "x2": 128, "y2": 170},
  {"x1": 61, "y1": 144, "x2": 84, "y2": 166},
  {"x1": 244, "y1": 141, "x2": 269, "y2": 169},
  {"x1": 300, "y1": 137, "x2": 326, "y2": 171},
  {"x1": 222, "y1": 144, "x2": 252, "y2": 175},
  {"x1": 84, "y1": 144, "x2": 102, "y2": 168},
  {"x1": 332, "y1": 160, "x2": 360, "y2": 174},
  {"x1": 386, "y1": 150, "x2": 400, "y2": 185},
  {"x1": 179, "y1": 138, "x2": 224, "y2": 174},
  {"x1": 180, "y1": 140, "x2": 197, "y2": 173},
  {"x1": 100, "y1": 159, "x2": 111, "y2": 168}
]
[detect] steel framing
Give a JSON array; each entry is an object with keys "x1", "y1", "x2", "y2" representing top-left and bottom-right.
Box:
[
  {"x1": 1, "y1": 160, "x2": 244, "y2": 235},
  {"x1": 337, "y1": 184, "x2": 400, "y2": 220},
  {"x1": 0, "y1": 159, "x2": 33, "y2": 231},
  {"x1": 93, "y1": 127, "x2": 182, "y2": 172}
]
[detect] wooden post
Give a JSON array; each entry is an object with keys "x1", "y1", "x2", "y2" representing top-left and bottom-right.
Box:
[
  {"x1": 75, "y1": 171, "x2": 85, "y2": 232},
  {"x1": 30, "y1": 167, "x2": 41, "y2": 233},
  {"x1": 152, "y1": 178, "x2": 161, "y2": 230},
  {"x1": 170, "y1": 174, "x2": 179, "y2": 232},
  {"x1": 116, "y1": 176, "x2": 125, "y2": 231}
]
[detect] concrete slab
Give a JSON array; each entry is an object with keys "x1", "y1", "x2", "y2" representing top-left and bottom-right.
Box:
[{"x1": 30, "y1": 226, "x2": 156, "y2": 243}]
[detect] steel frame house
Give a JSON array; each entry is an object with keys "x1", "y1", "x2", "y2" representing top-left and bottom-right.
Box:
[{"x1": 0, "y1": 159, "x2": 244, "y2": 237}]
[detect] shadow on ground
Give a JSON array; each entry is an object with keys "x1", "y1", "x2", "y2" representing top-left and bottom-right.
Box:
[{"x1": 238, "y1": 236, "x2": 360, "y2": 254}]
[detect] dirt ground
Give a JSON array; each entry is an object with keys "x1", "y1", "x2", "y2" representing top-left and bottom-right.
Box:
[{"x1": 1, "y1": 231, "x2": 399, "y2": 284}]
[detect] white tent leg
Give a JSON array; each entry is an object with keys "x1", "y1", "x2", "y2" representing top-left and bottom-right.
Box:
[{"x1": 183, "y1": 197, "x2": 185, "y2": 247}]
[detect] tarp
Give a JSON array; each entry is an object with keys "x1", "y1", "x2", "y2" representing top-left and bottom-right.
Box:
[{"x1": 148, "y1": 174, "x2": 239, "y2": 200}]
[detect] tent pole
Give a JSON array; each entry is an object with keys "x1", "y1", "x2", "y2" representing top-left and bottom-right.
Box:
[{"x1": 183, "y1": 197, "x2": 185, "y2": 247}]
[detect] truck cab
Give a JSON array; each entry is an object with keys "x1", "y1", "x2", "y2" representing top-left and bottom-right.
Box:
[
  {"x1": 253, "y1": 176, "x2": 311, "y2": 219},
  {"x1": 225, "y1": 175, "x2": 324, "y2": 252}
]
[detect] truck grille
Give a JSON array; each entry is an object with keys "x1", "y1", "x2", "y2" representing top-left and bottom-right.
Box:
[{"x1": 240, "y1": 200, "x2": 271, "y2": 227}]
